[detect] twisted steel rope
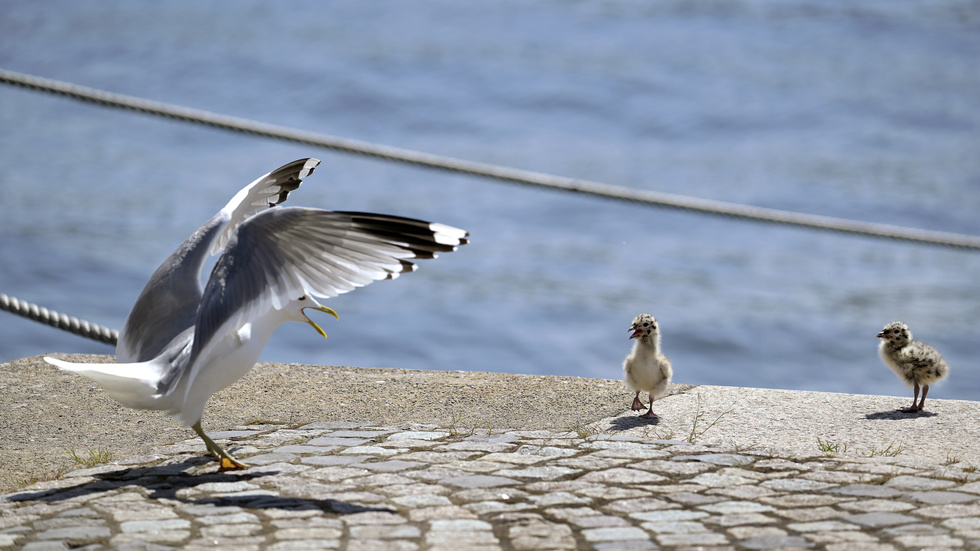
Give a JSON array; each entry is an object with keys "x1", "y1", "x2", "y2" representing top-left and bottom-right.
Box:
[
  {"x1": 0, "y1": 294, "x2": 118, "y2": 346},
  {"x1": 3, "y1": 67, "x2": 979, "y2": 250}
]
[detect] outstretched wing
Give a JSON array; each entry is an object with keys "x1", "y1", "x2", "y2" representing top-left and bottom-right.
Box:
[
  {"x1": 190, "y1": 207, "x2": 469, "y2": 362},
  {"x1": 116, "y1": 159, "x2": 320, "y2": 363}
]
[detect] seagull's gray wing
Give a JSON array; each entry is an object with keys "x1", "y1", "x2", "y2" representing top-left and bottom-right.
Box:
[
  {"x1": 116, "y1": 159, "x2": 320, "y2": 363},
  {"x1": 189, "y1": 207, "x2": 469, "y2": 363}
]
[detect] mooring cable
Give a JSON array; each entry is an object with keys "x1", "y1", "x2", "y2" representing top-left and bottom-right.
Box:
[
  {"x1": 0, "y1": 294, "x2": 118, "y2": 346},
  {"x1": 2, "y1": 67, "x2": 978, "y2": 250}
]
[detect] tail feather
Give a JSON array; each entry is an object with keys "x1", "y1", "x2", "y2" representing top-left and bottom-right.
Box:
[{"x1": 44, "y1": 356, "x2": 167, "y2": 410}]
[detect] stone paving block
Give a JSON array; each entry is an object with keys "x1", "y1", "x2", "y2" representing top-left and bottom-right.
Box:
[
  {"x1": 661, "y1": 490, "x2": 726, "y2": 506},
  {"x1": 603, "y1": 496, "x2": 674, "y2": 514},
  {"x1": 553, "y1": 455, "x2": 629, "y2": 470},
  {"x1": 893, "y1": 534, "x2": 963, "y2": 548},
  {"x1": 267, "y1": 540, "x2": 342, "y2": 550},
  {"x1": 542, "y1": 506, "x2": 600, "y2": 520},
  {"x1": 826, "y1": 484, "x2": 903, "y2": 498},
  {"x1": 397, "y1": 450, "x2": 481, "y2": 463},
  {"x1": 655, "y1": 531, "x2": 730, "y2": 546},
  {"x1": 305, "y1": 437, "x2": 371, "y2": 447},
  {"x1": 957, "y1": 481, "x2": 980, "y2": 495},
  {"x1": 824, "y1": 544, "x2": 897, "y2": 551},
  {"x1": 786, "y1": 520, "x2": 860, "y2": 532},
  {"x1": 479, "y1": 452, "x2": 551, "y2": 465},
  {"x1": 436, "y1": 442, "x2": 517, "y2": 453},
  {"x1": 771, "y1": 506, "x2": 845, "y2": 522},
  {"x1": 698, "y1": 501, "x2": 775, "y2": 515},
  {"x1": 244, "y1": 452, "x2": 299, "y2": 465},
  {"x1": 300, "y1": 454, "x2": 373, "y2": 466},
  {"x1": 844, "y1": 512, "x2": 920, "y2": 527},
  {"x1": 916, "y1": 503, "x2": 980, "y2": 519},
  {"x1": 630, "y1": 509, "x2": 709, "y2": 523},
  {"x1": 274, "y1": 445, "x2": 339, "y2": 454},
  {"x1": 708, "y1": 484, "x2": 777, "y2": 500},
  {"x1": 350, "y1": 524, "x2": 422, "y2": 539},
  {"x1": 525, "y1": 491, "x2": 591, "y2": 506},
  {"x1": 633, "y1": 458, "x2": 715, "y2": 475},
  {"x1": 803, "y1": 530, "x2": 879, "y2": 544},
  {"x1": 21, "y1": 543, "x2": 72, "y2": 551},
  {"x1": 386, "y1": 431, "x2": 448, "y2": 441},
  {"x1": 200, "y1": 522, "x2": 263, "y2": 538},
  {"x1": 836, "y1": 498, "x2": 916, "y2": 512},
  {"x1": 33, "y1": 526, "x2": 111, "y2": 543},
  {"x1": 801, "y1": 470, "x2": 881, "y2": 484},
  {"x1": 905, "y1": 490, "x2": 979, "y2": 504},
  {"x1": 739, "y1": 534, "x2": 812, "y2": 549},
  {"x1": 567, "y1": 515, "x2": 629, "y2": 528},
  {"x1": 590, "y1": 540, "x2": 658, "y2": 550},
  {"x1": 761, "y1": 478, "x2": 837, "y2": 492},
  {"x1": 514, "y1": 444, "x2": 580, "y2": 457},
  {"x1": 885, "y1": 475, "x2": 959, "y2": 491},
  {"x1": 581, "y1": 526, "x2": 650, "y2": 542},
  {"x1": 672, "y1": 454, "x2": 755, "y2": 466},
  {"x1": 495, "y1": 466, "x2": 580, "y2": 480},
  {"x1": 408, "y1": 505, "x2": 478, "y2": 521},
  {"x1": 705, "y1": 513, "x2": 779, "y2": 527},
  {"x1": 425, "y1": 530, "x2": 499, "y2": 546},
  {"x1": 942, "y1": 517, "x2": 980, "y2": 531},
  {"x1": 579, "y1": 467, "x2": 667, "y2": 485},
  {"x1": 640, "y1": 520, "x2": 710, "y2": 534},
  {"x1": 351, "y1": 460, "x2": 424, "y2": 473},
  {"x1": 440, "y1": 475, "x2": 520, "y2": 488},
  {"x1": 727, "y1": 525, "x2": 787, "y2": 539},
  {"x1": 275, "y1": 527, "x2": 344, "y2": 540},
  {"x1": 688, "y1": 472, "x2": 756, "y2": 488}
]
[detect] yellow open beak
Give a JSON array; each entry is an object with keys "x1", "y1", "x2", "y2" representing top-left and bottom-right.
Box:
[{"x1": 304, "y1": 305, "x2": 339, "y2": 339}]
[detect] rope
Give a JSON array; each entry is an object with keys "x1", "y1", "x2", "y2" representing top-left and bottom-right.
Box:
[
  {"x1": 0, "y1": 294, "x2": 118, "y2": 346},
  {"x1": 2, "y1": 67, "x2": 978, "y2": 250}
]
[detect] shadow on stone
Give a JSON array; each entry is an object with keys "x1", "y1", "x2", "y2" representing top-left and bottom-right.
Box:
[
  {"x1": 865, "y1": 409, "x2": 938, "y2": 420},
  {"x1": 610, "y1": 415, "x2": 661, "y2": 430},
  {"x1": 5, "y1": 459, "x2": 392, "y2": 515}
]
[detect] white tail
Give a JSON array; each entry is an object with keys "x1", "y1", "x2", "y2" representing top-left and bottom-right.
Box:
[{"x1": 44, "y1": 356, "x2": 167, "y2": 410}]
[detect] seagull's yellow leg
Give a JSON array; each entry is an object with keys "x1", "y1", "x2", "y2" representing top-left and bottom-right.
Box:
[{"x1": 192, "y1": 421, "x2": 247, "y2": 470}]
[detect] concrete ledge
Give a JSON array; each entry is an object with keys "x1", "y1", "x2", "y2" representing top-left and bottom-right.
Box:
[{"x1": 2, "y1": 354, "x2": 977, "y2": 493}]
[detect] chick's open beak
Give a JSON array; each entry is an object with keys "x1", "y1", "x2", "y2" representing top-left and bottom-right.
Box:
[
  {"x1": 304, "y1": 305, "x2": 339, "y2": 339},
  {"x1": 876, "y1": 331, "x2": 885, "y2": 338},
  {"x1": 628, "y1": 327, "x2": 643, "y2": 340}
]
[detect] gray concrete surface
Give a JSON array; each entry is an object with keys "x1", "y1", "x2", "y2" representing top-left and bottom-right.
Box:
[{"x1": 2, "y1": 354, "x2": 978, "y2": 550}]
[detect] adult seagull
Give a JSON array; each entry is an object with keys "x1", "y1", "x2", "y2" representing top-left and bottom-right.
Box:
[{"x1": 45, "y1": 158, "x2": 468, "y2": 469}]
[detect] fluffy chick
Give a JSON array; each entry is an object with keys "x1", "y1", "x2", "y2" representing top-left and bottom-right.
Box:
[
  {"x1": 622, "y1": 313, "x2": 673, "y2": 419},
  {"x1": 877, "y1": 321, "x2": 949, "y2": 413}
]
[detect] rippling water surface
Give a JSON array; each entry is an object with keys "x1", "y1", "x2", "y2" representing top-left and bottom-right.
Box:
[{"x1": 1, "y1": 1, "x2": 978, "y2": 401}]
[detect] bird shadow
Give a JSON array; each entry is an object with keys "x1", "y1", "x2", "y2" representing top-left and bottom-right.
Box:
[
  {"x1": 6, "y1": 457, "x2": 391, "y2": 515},
  {"x1": 865, "y1": 409, "x2": 938, "y2": 420},
  {"x1": 610, "y1": 414, "x2": 661, "y2": 430}
]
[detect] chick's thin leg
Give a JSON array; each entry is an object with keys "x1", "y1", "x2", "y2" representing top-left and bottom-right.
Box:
[
  {"x1": 918, "y1": 384, "x2": 930, "y2": 411},
  {"x1": 641, "y1": 392, "x2": 659, "y2": 419},
  {"x1": 901, "y1": 382, "x2": 921, "y2": 413},
  {"x1": 631, "y1": 391, "x2": 645, "y2": 411}
]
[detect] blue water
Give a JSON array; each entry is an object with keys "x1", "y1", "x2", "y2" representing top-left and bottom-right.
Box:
[{"x1": 1, "y1": 1, "x2": 978, "y2": 402}]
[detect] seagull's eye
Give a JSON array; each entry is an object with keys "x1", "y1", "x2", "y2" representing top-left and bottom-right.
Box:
[{"x1": 298, "y1": 296, "x2": 307, "y2": 301}]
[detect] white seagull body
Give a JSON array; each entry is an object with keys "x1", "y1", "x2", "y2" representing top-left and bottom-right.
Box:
[
  {"x1": 622, "y1": 313, "x2": 672, "y2": 419},
  {"x1": 46, "y1": 158, "x2": 468, "y2": 468}
]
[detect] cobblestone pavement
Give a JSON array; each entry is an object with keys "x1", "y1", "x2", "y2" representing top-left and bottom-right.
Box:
[{"x1": 3, "y1": 421, "x2": 980, "y2": 550}]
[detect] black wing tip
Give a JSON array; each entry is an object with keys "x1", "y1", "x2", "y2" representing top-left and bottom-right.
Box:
[{"x1": 269, "y1": 158, "x2": 321, "y2": 207}]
